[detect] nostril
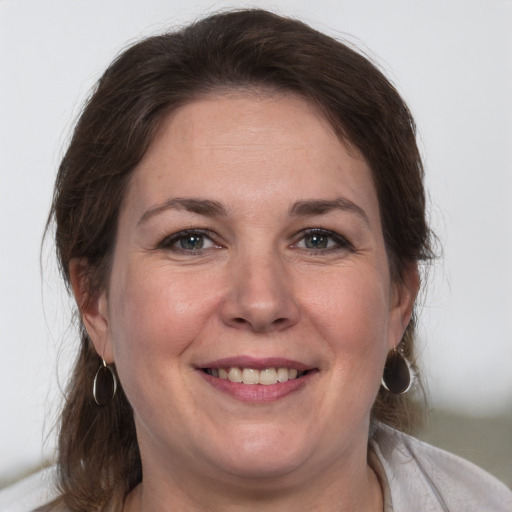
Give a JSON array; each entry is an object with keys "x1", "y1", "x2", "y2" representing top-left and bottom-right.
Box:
[{"x1": 227, "y1": 315, "x2": 291, "y2": 332}]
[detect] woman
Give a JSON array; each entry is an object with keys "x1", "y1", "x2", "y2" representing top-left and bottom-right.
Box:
[{"x1": 2, "y1": 8, "x2": 511, "y2": 512}]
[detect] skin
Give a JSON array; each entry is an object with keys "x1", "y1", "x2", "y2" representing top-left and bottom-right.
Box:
[{"x1": 71, "y1": 92, "x2": 418, "y2": 511}]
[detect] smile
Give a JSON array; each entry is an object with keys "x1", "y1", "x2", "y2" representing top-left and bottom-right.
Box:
[
  {"x1": 202, "y1": 367, "x2": 306, "y2": 385},
  {"x1": 198, "y1": 357, "x2": 316, "y2": 402}
]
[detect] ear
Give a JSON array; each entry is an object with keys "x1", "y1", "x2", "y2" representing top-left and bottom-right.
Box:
[
  {"x1": 69, "y1": 258, "x2": 114, "y2": 363},
  {"x1": 387, "y1": 264, "x2": 420, "y2": 350}
]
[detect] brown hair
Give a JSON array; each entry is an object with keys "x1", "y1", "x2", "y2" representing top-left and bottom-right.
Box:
[{"x1": 45, "y1": 9, "x2": 434, "y2": 511}]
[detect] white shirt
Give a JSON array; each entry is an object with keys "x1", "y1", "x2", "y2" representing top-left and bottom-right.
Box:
[{"x1": 369, "y1": 423, "x2": 512, "y2": 512}]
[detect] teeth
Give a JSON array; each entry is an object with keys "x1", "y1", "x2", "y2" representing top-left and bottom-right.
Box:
[
  {"x1": 276, "y1": 368, "x2": 289, "y2": 383},
  {"x1": 206, "y1": 367, "x2": 305, "y2": 384},
  {"x1": 259, "y1": 368, "x2": 277, "y2": 385},
  {"x1": 228, "y1": 367, "x2": 242, "y2": 383},
  {"x1": 242, "y1": 368, "x2": 259, "y2": 384}
]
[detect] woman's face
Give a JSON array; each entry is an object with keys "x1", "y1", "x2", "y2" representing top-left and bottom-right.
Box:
[{"x1": 82, "y1": 93, "x2": 414, "y2": 486}]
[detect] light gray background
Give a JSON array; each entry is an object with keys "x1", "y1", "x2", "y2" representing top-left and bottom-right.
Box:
[{"x1": 1, "y1": 0, "x2": 511, "y2": 481}]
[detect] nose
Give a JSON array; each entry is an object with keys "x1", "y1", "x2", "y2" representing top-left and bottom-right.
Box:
[{"x1": 220, "y1": 250, "x2": 300, "y2": 333}]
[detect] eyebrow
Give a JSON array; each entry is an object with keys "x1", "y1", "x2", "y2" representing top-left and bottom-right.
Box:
[
  {"x1": 137, "y1": 198, "x2": 227, "y2": 226},
  {"x1": 289, "y1": 198, "x2": 371, "y2": 228},
  {"x1": 137, "y1": 196, "x2": 370, "y2": 228}
]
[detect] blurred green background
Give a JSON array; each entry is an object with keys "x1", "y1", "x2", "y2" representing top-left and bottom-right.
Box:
[{"x1": 418, "y1": 409, "x2": 512, "y2": 489}]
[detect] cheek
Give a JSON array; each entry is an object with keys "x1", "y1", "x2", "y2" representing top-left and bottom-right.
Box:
[
  {"x1": 307, "y1": 265, "x2": 389, "y2": 328},
  {"x1": 302, "y1": 265, "x2": 391, "y2": 365},
  {"x1": 108, "y1": 263, "x2": 221, "y2": 367}
]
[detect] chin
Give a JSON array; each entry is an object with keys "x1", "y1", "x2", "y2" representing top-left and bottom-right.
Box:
[{"x1": 205, "y1": 424, "x2": 315, "y2": 481}]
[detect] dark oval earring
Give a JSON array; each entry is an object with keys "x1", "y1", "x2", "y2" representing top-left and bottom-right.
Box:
[
  {"x1": 93, "y1": 358, "x2": 117, "y2": 406},
  {"x1": 381, "y1": 347, "x2": 414, "y2": 395}
]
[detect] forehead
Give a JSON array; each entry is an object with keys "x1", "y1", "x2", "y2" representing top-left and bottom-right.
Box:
[{"x1": 123, "y1": 92, "x2": 380, "y2": 226}]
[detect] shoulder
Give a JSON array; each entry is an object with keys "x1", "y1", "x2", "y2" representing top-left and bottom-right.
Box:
[
  {"x1": 0, "y1": 467, "x2": 60, "y2": 512},
  {"x1": 370, "y1": 422, "x2": 512, "y2": 512}
]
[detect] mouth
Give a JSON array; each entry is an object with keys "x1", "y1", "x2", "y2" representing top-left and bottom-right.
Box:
[
  {"x1": 197, "y1": 357, "x2": 317, "y2": 402},
  {"x1": 201, "y1": 367, "x2": 308, "y2": 385}
]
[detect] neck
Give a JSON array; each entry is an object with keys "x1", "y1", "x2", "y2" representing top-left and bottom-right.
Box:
[{"x1": 123, "y1": 453, "x2": 383, "y2": 512}]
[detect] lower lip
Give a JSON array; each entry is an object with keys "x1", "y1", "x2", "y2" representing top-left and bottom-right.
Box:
[{"x1": 198, "y1": 371, "x2": 316, "y2": 403}]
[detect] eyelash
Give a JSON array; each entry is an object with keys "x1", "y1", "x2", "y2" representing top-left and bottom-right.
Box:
[
  {"x1": 292, "y1": 228, "x2": 354, "y2": 254},
  {"x1": 157, "y1": 228, "x2": 353, "y2": 255},
  {"x1": 158, "y1": 229, "x2": 221, "y2": 254}
]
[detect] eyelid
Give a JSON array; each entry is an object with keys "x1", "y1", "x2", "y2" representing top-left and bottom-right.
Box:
[
  {"x1": 291, "y1": 228, "x2": 354, "y2": 252},
  {"x1": 158, "y1": 228, "x2": 222, "y2": 252},
  {"x1": 157, "y1": 227, "x2": 353, "y2": 255}
]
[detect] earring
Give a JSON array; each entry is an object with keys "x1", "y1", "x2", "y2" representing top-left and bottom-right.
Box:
[
  {"x1": 381, "y1": 347, "x2": 414, "y2": 395},
  {"x1": 93, "y1": 358, "x2": 117, "y2": 406}
]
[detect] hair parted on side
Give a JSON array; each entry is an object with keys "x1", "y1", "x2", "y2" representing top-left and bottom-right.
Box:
[{"x1": 44, "y1": 9, "x2": 434, "y2": 511}]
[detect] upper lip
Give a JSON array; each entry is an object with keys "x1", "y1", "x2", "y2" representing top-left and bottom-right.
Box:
[{"x1": 197, "y1": 356, "x2": 313, "y2": 371}]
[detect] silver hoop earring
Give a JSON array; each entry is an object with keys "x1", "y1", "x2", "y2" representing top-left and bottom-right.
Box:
[
  {"x1": 381, "y1": 347, "x2": 414, "y2": 395},
  {"x1": 93, "y1": 358, "x2": 117, "y2": 406}
]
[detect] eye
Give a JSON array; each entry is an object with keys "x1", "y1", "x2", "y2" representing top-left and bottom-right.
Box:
[
  {"x1": 159, "y1": 229, "x2": 220, "y2": 253},
  {"x1": 177, "y1": 233, "x2": 208, "y2": 250},
  {"x1": 294, "y1": 229, "x2": 353, "y2": 252},
  {"x1": 303, "y1": 232, "x2": 331, "y2": 249}
]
